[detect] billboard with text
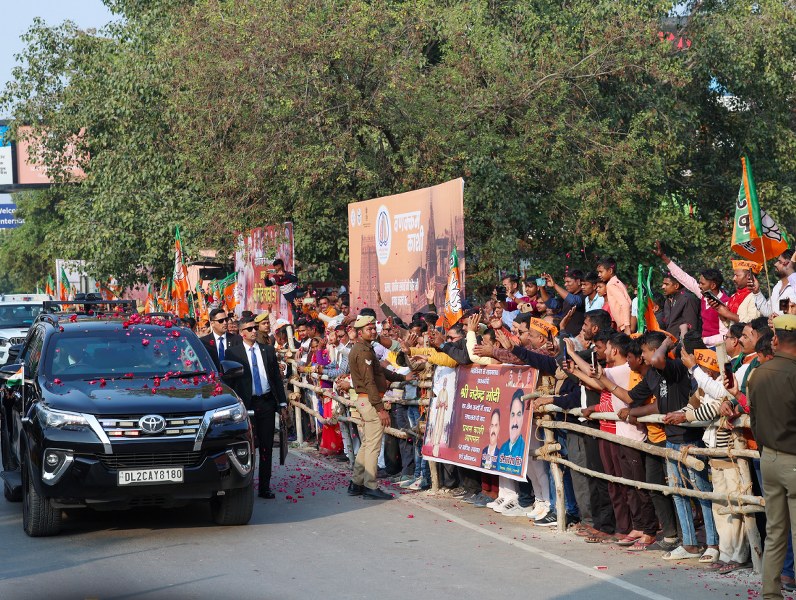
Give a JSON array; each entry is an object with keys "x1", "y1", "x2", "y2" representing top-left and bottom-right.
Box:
[
  {"x1": 234, "y1": 223, "x2": 295, "y2": 323},
  {"x1": 348, "y1": 179, "x2": 465, "y2": 322}
]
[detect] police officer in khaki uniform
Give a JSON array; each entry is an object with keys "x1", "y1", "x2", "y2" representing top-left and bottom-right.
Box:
[
  {"x1": 255, "y1": 311, "x2": 273, "y2": 346},
  {"x1": 749, "y1": 314, "x2": 796, "y2": 599},
  {"x1": 347, "y1": 314, "x2": 414, "y2": 499}
]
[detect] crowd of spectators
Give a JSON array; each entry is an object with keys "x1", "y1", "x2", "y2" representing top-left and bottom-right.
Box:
[{"x1": 194, "y1": 247, "x2": 796, "y2": 598}]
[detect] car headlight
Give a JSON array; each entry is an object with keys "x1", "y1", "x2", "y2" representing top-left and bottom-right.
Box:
[
  {"x1": 0, "y1": 338, "x2": 8, "y2": 348},
  {"x1": 211, "y1": 402, "x2": 248, "y2": 424},
  {"x1": 38, "y1": 406, "x2": 91, "y2": 431}
]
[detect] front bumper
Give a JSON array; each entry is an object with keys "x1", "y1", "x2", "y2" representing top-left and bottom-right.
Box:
[{"x1": 36, "y1": 443, "x2": 253, "y2": 509}]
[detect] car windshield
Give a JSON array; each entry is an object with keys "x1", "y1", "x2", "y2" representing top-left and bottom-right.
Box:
[
  {"x1": 43, "y1": 327, "x2": 212, "y2": 380},
  {"x1": 0, "y1": 304, "x2": 43, "y2": 329}
]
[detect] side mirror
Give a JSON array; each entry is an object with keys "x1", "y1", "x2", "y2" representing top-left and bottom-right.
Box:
[{"x1": 219, "y1": 360, "x2": 244, "y2": 381}]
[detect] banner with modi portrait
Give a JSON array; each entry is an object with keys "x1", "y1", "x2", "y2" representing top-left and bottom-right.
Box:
[
  {"x1": 422, "y1": 364, "x2": 539, "y2": 482},
  {"x1": 348, "y1": 179, "x2": 465, "y2": 322},
  {"x1": 234, "y1": 223, "x2": 295, "y2": 323}
]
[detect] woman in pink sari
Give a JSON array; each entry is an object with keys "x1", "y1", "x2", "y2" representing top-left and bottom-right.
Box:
[{"x1": 311, "y1": 337, "x2": 343, "y2": 456}]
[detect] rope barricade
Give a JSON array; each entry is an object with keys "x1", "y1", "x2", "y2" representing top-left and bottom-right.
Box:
[{"x1": 276, "y1": 351, "x2": 764, "y2": 571}]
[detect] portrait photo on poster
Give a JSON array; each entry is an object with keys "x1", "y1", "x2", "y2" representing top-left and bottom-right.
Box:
[{"x1": 422, "y1": 364, "x2": 538, "y2": 482}]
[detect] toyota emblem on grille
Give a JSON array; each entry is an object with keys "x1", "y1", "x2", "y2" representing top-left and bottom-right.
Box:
[{"x1": 139, "y1": 414, "x2": 166, "y2": 434}]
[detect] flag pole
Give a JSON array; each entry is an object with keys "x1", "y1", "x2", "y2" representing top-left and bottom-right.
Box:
[
  {"x1": 744, "y1": 156, "x2": 773, "y2": 298},
  {"x1": 760, "y1": 238, "x2": 772, "y2": 299}
]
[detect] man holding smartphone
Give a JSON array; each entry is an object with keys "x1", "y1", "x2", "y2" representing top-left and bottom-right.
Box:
[
  {"x1": 540, "y1": 270, "x2": 586, "y2": 336},
  {"x1": 653, "y1": 240, "x2": 730, "y2": 346},
  {"x1": 704, "y1": 259, "x2": 764, "y2": 325}
]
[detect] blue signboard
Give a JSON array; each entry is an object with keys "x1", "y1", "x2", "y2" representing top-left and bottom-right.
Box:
[{"x1": 0, "y1": 203, "x2": 23, "y2": 229}]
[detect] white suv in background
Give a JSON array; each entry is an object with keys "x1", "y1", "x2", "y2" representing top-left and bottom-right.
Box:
[{"x1": 0, "y1": 294, "x2": 50, "y2": 363}]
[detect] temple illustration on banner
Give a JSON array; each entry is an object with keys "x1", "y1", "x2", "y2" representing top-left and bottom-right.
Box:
[
  {"x1": 359, "y1": 234, "x2": 380, "y2": 311},
  {"x1": 412, "y1": 197, "x2": 465, "y2": 311},
  {"x1": 352, "y1": 180, "x2": 465, "y2": 319}
]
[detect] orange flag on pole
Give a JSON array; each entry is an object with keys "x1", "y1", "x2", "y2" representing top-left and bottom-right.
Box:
[
  {"x1": 731, "y1": 156, "x2": 789, "y2": 263},
  {"x1": 59, "y1": 267, "x2": 70, "y2": 301},
  {"x1": 172, "y1": 227, "x2": 190, "y2": 318},
  {"x1": 443, "y1": 248, "x2": 464, "y2": 328}
]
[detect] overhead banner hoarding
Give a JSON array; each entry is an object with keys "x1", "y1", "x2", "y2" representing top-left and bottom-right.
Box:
[
  {"x1": 15, "y1": 125, "x2": 86, "y2": 186},
  {"x1": 234, "y1": 223, "x2": 295, "y2": 323},
  {"x1": 348, "y1": 179, "x2": 465, "y2": 322},
  {"x1": 0, "y1": 125, "x2": 12, "y2": 187},
  {"x1": 0, "y1": 124, "x2": 86, "y2": 193},
  {"x1": 422, "y1": 364, "x2": 539, "y2": 482}
]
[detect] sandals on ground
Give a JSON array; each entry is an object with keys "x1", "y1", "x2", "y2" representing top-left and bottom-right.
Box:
[
  {"x1": 615, "y1": 535, "x2": 643, "y2": 547},
  {"x1": 662, "y1": 546, "x2": 703, "y2": 560},
  {"x1": 699, "y1": 548, "x2": 720, "y2": 563},
  {"x1": 718, "y1": 561, "x2": 751, "y2": 574},
  {"x1": 626, "y1": 536, "x2": 656, "y2": 551}
]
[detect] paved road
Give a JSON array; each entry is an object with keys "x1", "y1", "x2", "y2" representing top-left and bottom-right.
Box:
[{"x1": 0, "y1": 449, "x2": 770, "y2": 600}]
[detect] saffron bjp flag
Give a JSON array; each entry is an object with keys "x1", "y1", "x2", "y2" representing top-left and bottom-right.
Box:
[
  {"x1": 731, "y1": 156, "x2": 789, "y2": 263},
  {"x1": 195, "y1": 281, "x2": 208, "y2": 322},
  {"x1": 636, "y1": 266, "x2": 663, "y2": 334},
  {"x1": 221, "y1": 273, "x2": 238, "y2": 312},
  {"x1": 210, "y1": 279, "x2": 222, "y2": 305},
  {"x1": 444, "y1": 248, "x2": 464, "y2": 327},
  {"x1": 171, "y1": 227, "x2": 191, "y2": 318},
  {"x1": 44, "y1": 275, "x2": 55, "y2": 297},
  {"x1": 158, "y1": 278, "x2": 171, "y2": 312},
  {"x1": 144, "y1": 284, "x2": 155, "y2": 313},
  {"x1": 59, "y1": 267, "x2": 70, "y2": 301},
  {"x1": 96, "y1": 280, "x2": 115, "y2": 300}
]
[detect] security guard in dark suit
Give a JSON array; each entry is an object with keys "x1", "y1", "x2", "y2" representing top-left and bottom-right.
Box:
[
  {"x1": 200, "y1": 307, "x2": 242, "y2": 370},
  {"x1": 227, "y1": 313, "x2": 289, "y2": 499}
]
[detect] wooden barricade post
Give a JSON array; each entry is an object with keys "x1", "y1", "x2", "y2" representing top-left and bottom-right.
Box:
[
  {"x1": 733, "y1": 434, "x2": 763, "y2": 572},
  {"x1": 541, "y1": 414, "x2": 567, "y2": 533}
]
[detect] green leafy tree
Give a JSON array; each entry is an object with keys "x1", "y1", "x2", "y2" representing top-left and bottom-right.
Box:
[
  {"x1": 0, "y1": 3, "x2": 197, "y2": 287},
  {"x1": 1, "y1": 0, "x2": 793, "y2": 298}
]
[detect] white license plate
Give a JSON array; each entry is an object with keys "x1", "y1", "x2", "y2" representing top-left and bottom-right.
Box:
[{"x1": 117, "y1": 467, "x2": 184, "y2": 486}]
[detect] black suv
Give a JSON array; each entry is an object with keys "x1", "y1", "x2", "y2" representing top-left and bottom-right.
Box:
[{"x1": 0, "y1": 311, "x2": 254, "y2": 536}]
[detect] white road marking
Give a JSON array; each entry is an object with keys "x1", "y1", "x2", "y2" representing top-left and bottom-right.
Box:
[
  {"x1": 293, "y1": 450, "x2": 675, "y2": 600},
  {"x1": 405, "y1": 499, "x2": 675, "y2": 600}
]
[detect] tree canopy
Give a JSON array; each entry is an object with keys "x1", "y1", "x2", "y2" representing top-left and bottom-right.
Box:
[{"x1": 1, "y1": 0, "x2": 794, "y2": 295}]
